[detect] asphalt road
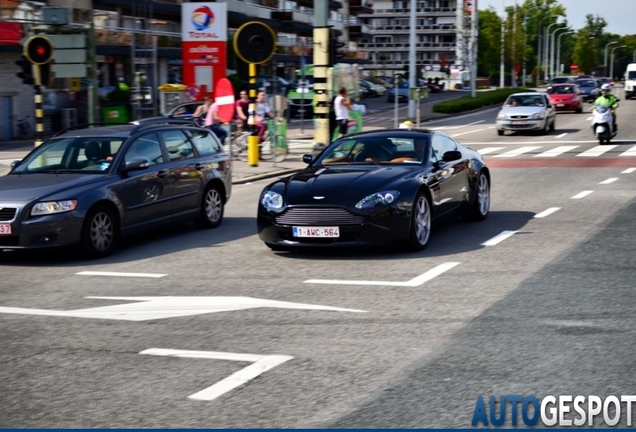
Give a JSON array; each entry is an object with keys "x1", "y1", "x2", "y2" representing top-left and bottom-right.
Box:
[{"x1": 2, "y1": 86, "x2": 636, "y2": 428}]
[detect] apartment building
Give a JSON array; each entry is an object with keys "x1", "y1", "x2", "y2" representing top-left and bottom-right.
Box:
[{"x1": 357, "y1": 0, "x2": 464, "y2": 77}]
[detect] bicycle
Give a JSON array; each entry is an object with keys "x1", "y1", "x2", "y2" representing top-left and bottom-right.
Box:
[
  {"x1": 228, "y1": 121, "x2": 249, "y2": 161},
  {"x1": 259, "y1": 118, "x2": 288, "y2": 163},
  {"x1": 16, "y1": 115, "x2": 34, "y2": 139}
]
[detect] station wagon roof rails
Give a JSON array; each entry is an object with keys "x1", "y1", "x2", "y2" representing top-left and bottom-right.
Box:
[
  {"x1": 53, "y1": 122, "x2": 129, "y2": 137},
  {"x1": 130, "y1": 119, "x2": 201, "y2": 134}
]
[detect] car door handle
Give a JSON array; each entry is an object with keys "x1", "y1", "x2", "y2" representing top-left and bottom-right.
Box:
[{"x1": 157, "y1": 170, "x2": 168, "y2": 178}]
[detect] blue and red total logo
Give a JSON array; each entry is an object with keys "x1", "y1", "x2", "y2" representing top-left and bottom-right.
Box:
[{"x1": 191, "y1": 6, "x2": 214, "y2": 31}]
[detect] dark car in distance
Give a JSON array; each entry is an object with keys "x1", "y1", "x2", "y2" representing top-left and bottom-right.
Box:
[
  {"x1": 575, "y1": 78, "x2": 600, "y2": 102},
  {"x1": 257, "y1": 129, "x2": 490, "y2": 251},
  {"x1": 0, "y1": 120, "x2": 232, "y2": 258}
]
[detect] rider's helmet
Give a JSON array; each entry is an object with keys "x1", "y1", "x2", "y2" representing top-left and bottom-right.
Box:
[{"x1": 601, "y1": 83, "x2": 611, "y2": 95}]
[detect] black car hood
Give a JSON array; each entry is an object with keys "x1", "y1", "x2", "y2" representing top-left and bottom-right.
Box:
[
  {"x1": 280, "y1": 165, "x2": 419, "y2": 205},
  {"x1": 0, "y1": 173, "x2": 108, "y2": 202}
]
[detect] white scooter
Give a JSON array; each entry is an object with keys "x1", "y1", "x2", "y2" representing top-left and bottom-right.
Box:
[{"x1": 591, "y1": 105, "x2": 616, "y2": 145}]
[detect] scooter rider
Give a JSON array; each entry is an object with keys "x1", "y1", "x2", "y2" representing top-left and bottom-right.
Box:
[{"x1": 591, "y1": 83, "x2": 619, "y2": 133}]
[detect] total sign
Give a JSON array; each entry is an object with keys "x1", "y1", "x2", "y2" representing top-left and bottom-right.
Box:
[
  {"x1": 182, "y1": 3, "x2": 227, "y2": 42},
  {"x1": 181, "y1": 3, "x2": 227, "y2": 97}
]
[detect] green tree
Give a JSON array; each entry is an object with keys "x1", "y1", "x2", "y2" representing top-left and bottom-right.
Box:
[
  {"x1": 572, "y1": 29, "x2": 597, "y2": 74},
  {"x1": 477, "y1": 8, "x2": 502, "y2": 79}
]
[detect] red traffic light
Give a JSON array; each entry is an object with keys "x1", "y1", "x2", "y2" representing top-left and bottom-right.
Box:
[{"x1": 24, "y1": 36, "x2": 53, "y2": 65}]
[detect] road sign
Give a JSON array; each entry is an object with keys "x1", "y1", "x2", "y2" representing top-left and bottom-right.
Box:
[
  {"x1": 69, "y1": 77, "x2": 81, "y2": 91},
  {"x1": 0, "y1": 296, "x2": 366, "y2": 321},
  {"x1": 46, "y1": 34, "x2": 87, "y2": 78},
  {"x1": 215, "y1": 77, "x2": 235, "y2": 123}
]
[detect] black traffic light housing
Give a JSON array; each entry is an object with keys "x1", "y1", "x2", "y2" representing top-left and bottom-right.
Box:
[
  {"x1": 16, "y1": 55, "x2": 34, "y2": 85},
  {"x1": 24, "y1": 36, "x2": 54, "y2": 65},
  {"x1": 330, "y1": 31, "x2": 346, "y2": 66}
]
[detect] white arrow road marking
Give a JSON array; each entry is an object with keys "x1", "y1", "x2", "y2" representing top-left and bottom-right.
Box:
[
  {"x1": 304, "y1": 262, "x2": 459, "y2": 286},
  {"x1": 481, "y1": 231, "x2": 517, "y2": 246},
  {"x1": 0, "y1": 296, "x2": 367, "y2": 321},
  {"x1": 76, "y1": 271, "x2": 166, "y2": 278},
  {"x1": 572, "y1": 190, "x2": 594, "y2": 199},
  {"x1": 534, "y1": 207, "x2": 561, "y2": 218},
  {"x1": 139, "y1": 348, "x2": 293, "y2": 401}
]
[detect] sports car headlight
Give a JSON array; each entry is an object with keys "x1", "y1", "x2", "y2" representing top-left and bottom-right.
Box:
[
  {"x1": 529, "y1": 112, "x2": 545, "y2": 119},
  {"x1": 355, "y1": 191, "x2": 400, "y2": 209},
  {"x1": 31, "y1": 200, "x2": 78, "y2": 216},
  {"x1": 261, "y1": 191, "x2": 284, "y2": 210}
]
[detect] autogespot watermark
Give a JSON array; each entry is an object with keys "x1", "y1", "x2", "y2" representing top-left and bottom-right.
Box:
[{"x1": 471, "y1": 395, "x2": 636, "y2": 427}]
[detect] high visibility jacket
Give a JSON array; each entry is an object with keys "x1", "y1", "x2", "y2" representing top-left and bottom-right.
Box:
[{"x1": 594, "y1": 94, "x2": 618, "y2": 109}]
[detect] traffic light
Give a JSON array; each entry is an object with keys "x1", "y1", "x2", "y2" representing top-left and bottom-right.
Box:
[
  {"x1": 40, "y1": 62, "x2": 51, "y2": 87},
  {"x1": 24, "y1": 36, "x2": 54, "y2": 65},
  {"x1": 330, "y1": 35, "x2": 346, "y2": 66},
  {"x1": 15, "y1": 55, "x2": 34, "y2": 85}
]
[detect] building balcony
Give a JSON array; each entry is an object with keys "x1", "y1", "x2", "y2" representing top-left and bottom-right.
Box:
[
  {"x1": 293, "y1": 0, "x2": 343, "y2": 10},
  {"x1": 372, "y1": 24, "x2": 455, "y2": 34},
  {"x1": 348, "y1": 24, "x2": 374, "y2": 40},
  {"x1": 359, "y1": 6, "x2": 457, "y2": 18},
  {"x1": 349, "y1": 0, "x2": 373, "y2": 15},
  {"x1": 358, "y1": 41, "x2": 456, "y2": 51}
]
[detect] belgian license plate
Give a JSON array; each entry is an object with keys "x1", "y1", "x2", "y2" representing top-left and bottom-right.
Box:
[
  {"x1": 0, "y1": 223, "x2": 12, "y2": 235},
  {"x1": 512, "y1": 120, "x2": 527, "y2": 125},
  {"x1": 293, "y1": 226, "x2": 339, "y2": 238},
  {"x1": 557, "y1": 104, "x2": 565, "y2": 107}
]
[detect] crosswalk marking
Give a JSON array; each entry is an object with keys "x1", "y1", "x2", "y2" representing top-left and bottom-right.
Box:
[
  {"x1": 619, "y1": 145, "x2": 636, "y2": 157},
  {"x1": 533, "y1": 146, "x2": 579, "y2": 157},
  {"x1": 576, "y1": 145, "x2": 617, "y2": 157},
  {"x1": 493, "y1": 146, "x2": 542, "y2": 158},
  {"x1": 477, "y1": 147, "x2": 505, "y2": 155}
]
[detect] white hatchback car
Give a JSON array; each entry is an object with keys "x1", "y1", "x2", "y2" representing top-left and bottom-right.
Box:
[{"x1": 496, "y1": 92, "x2": 556, "y2": 136}]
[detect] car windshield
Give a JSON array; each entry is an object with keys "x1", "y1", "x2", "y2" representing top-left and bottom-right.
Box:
[
  {"x1": 548, "y1": 86, "x2": 576, "y2": 94},
  {"x1": 11, "y1": 137, "x2": 125, "y2": 174},
  {"x1": 628, "y1": 71, "x2": 636, "y2": 80},
  {"x1": 505, "y1": 96, "x2": 544, "y2": 107},
  {"x1": 313, "y1": 134, "x2": 431, "y2": 165},
  {"x1": 552, "y1": 77, "x2": 571, "y2": 84}
]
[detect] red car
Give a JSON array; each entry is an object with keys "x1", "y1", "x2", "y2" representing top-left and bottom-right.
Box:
[{"x1": 546, "y1": 84, "x2": 583, "y2": 113}]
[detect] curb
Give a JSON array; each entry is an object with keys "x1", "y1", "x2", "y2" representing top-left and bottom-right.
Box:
[{"x1": 232, "y1": 168, "x2": 303, "y2": 185}]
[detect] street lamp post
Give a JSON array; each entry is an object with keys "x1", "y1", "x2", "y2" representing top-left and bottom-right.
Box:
[
  {"x1": 610, "y1": 45, "x2": 627, "y2": 80},
  {"x1": 544, "y1": 21, "x2": 561, "y2": 82},
  {"x1": 556, "y1": 30, "x2": 573, "y2": 76},
  {"x1": 550, "y1": 25, "x2": 567, "y2": 80},
  {"x1": 604, "y1": 41, "x2": 617, "y2": 76}
]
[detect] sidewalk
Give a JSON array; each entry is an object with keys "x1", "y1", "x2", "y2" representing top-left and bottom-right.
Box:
[{"x1": 0, "y1": 95, "x2": 465, "y2": 183}]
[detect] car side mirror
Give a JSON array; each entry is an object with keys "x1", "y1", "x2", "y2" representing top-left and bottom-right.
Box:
[
  {"x1": 442, "y1": 150, "x2": 462, "y2": 162},
  {"x1": 10, "y1": 160, "x2": 21, "y2": 169},
  {"x1": 124, "y1": 158, "x2": 150, "y2": 172},
  {"x1": 302, "y1": 154, "x2": 313, "y2": 164}
]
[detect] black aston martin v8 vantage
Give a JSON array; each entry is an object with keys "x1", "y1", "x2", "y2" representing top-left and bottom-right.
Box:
[{"x1": 257, "y1": 129, "x2": 490, "y2": 251}]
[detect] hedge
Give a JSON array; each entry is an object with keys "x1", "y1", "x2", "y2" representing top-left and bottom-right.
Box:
[{"x1": 432, "y1": 88, "x2": 534, "y2": 114}]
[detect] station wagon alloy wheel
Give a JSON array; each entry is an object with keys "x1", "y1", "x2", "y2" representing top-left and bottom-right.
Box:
[
  {"x1": 81, "y1": 205, "x2": 117, "y2": 258},
  {"x1": 196, "y1": 185, "x2": 224, "y2": 229}
]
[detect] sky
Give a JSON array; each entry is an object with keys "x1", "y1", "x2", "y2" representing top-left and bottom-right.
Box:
[{"x1": 483, "y1": 0, "x2": 633, "y2": 36}]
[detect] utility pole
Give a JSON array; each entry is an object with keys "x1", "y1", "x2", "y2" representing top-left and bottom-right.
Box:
[
  {"x1": 407, "y1": 0, "x2": 416, "y2": 120},
  {"x1": 470, "y1": 0, "x2": 477, "y2": 97},
  {"x1": 511, "y1": 2, "x2": 516, "y2": 87},
  {"x1": 500, "y1": 21, "x2": 505, "y2": 87},
  {"x1": 313, "y1": 0, "x2": 330, "y2": 147}
]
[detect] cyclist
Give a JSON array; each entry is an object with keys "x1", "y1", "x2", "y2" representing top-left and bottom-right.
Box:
[
  {"x1": 254, "y1": 90, "x2": 275, "y2": 144},
  {"x1": 204, "y1": 96, "x2": 228, "y2": 145},
  {"x1": 592, "y1": 83, "x2": 619, "y2": 133}
]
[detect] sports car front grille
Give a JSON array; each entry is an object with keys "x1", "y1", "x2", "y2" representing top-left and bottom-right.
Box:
[
  {"x1": 275, "y1": 207, "x2": 363, "y2": 226},
  {"x1": 0, "y1": 207, "x2": 17, "y2": 221}
]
